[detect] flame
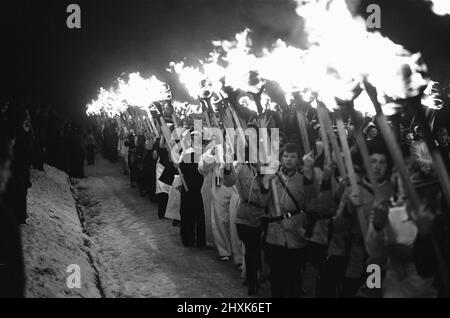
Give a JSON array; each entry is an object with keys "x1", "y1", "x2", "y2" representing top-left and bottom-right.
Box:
[
  {"x1": 422, "y1": 81, "x2": 444, "y2": 110},
  {"x1": 168, "y1": 51, "x2": 225, "y2": 99},
  {"x1": 88, "y1": 0, "x2": 436, "y2": 120},
  {"x1": 354, "y1": 89, "x2": 376, "y2": 116},
  {"x1": 427, "y1": 0, "x2": 450, "y2": 16},
  {"x1": 86, "y1": 73, "x2": 167, "y2": 117},
  {"x1": 117, "y1": 72, "x2": 167, "y2": 107},
  {"x1": 258, "y1": 40, "x2": 307, "y2": 94},
  {"x1": 91, "y1": 87, "x2": 126, "y2": 118},
  {"x1": 260, "y1": 92, "x2": 277, "y2": 111},
  {"x1": 237, "y1": 94, "x2": 258, "y2": 113},
  {"x1": 294, "y1": 0, "x2": 429, "y2": 108},
  {"x1": 86, "y1": 97, "x2": 103, "y2": 116},
  {"x1": 213, "y1": 29, "x2": 263, "y2": 93}
]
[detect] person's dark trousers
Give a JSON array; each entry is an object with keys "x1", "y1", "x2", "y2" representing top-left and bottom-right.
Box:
[
  {"x1": 267, "y1": 243, "x2": 308, "y2": 298},
  {"x1": 102, "y1": 139, "x2": 107, "y2": 158},
  {"x1": 308, "y1": 241, "x2": 328, "y2": 297},
  {"x1": 128, "y1": 158, "x2": 138, "y2": 187},
  {"x1": 86, "y1": 145, "x2": 95, "y2": 165},
  {"x1": 320, "y1": 255, "x2": 347, "y2": 298},
  {"x1": 180, "y1": 205, "x2": 195, "y2": 246},
  {"x1": 137, "y1": 165, "x2": 149, "y2": 195},
  {"x1": 180, "y1": 192, "x2": 206, "y2": 247},
  {"x1": 137, "y1": 168, "x2": 145, "y2": 193},
  {"x1": 146, "y1": 159, "x2": 157, "y2": 202},
  {"x1": 156, "y1": 193, "x2": 168, "y2": 219},
  {"x1": 236, "y1": 224, "x2": 262, "y2": 293},
  {"x1": 194, "y1": 200, "x2": 206, "y2": 247}
]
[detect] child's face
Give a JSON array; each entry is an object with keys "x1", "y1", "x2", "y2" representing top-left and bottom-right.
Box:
[
  {"x1": 369, "y1": 153, "x2": 388, "y2": 182},
  {"x1": 281, "y1": 151, "x2": 299, "y2": 170},
  {"x1": 368, "y1": 127, "x2": 378, "y2": 139}
]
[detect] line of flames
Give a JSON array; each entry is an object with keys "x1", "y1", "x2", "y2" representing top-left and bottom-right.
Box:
[{"x1": 87, "y1": 0, "x2": 446, "y2": 119}]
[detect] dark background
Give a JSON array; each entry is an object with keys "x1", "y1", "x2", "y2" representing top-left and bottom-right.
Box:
[{"x1": 2, "y1": 0, "x2": 450, "y2": 123}]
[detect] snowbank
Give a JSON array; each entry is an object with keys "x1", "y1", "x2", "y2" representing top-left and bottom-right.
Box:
[{"x1": 21, "y1": 164, "x2": 113, "y2": 298}]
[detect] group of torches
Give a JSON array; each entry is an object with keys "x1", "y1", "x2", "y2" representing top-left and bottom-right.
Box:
[{"x1": 86, "y1": 0, "x2": 450, "y2": 289}]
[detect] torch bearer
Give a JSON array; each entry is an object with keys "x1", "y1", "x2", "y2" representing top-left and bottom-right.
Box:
[
  {"x1": 363, "y1": 80, "x2": 422, "y2": 212},
  {"x1": 409, "y1": 95, "x2": 450, "y2": 213},
  {"x1": 363, "y1": 79, "x2": 449, "y2": 293},
  {"x1": 154, "y1": 101, "x2": 189, "y2": 192}
]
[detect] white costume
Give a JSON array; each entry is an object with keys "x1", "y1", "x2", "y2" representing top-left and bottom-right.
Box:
[
  {"x1": 155, "y1": 158, "x2": 171, "y2": 195},
  {"x1": 164, "y1": 175, "x2": 181, "y2": 221},
  {"x1": 199, "y1": 147, "x2": 243, "y2": 264}
]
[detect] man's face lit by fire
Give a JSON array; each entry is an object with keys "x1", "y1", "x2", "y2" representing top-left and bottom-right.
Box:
[{"x1": 370, "y1": 153, "x2": 388, "y2": 183}]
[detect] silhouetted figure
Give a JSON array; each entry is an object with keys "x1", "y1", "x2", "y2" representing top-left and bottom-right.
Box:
[
  {"x1": 125, "y1": 131, "x2": 137, "y2": 188},
  {"x1": 85, "y1": 130, "x2": 96, "y2": 165},
  {"x1": 68, "y1": 124, "x2": 85, "y2": 178},
  {"x1": 4, "y1": 107, "x2": 33, "y2": 225},
  {"x1": 0, "y1": 135, "x2": 25, "y2": 298},
  {"x1": 179, "y1": 136, "x2": 205, "y2": 248}
]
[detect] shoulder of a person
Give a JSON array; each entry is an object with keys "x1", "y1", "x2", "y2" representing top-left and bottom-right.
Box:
[{"x1": 291, "y1": 171, "x2": 304, "y2": 182}]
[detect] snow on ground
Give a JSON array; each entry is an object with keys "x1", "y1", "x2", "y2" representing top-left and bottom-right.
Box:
[
  {"x1": 20, "y1": 159, "x2": 316, "y2": 298},
  {"x1": 74, "y1": 158, "x2": 266, "y2": 298},
  {"x1": 21, "y1": 164, "x2": 114, "y2": 298}
]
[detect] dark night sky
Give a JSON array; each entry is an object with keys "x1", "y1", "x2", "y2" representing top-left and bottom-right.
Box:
[{"x1": 2, "y1": 0, "x2": 450, "y2": 123}]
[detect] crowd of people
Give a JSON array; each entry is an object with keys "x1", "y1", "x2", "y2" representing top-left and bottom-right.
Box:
[
  {"x1": 1, "y1": 96, "x2": 450, "y2": 298},
  {"x1": 0, "y1": 101, "x2": 100, "y2": 298},
  {"x1": 100, "y1": 102, "x2": 450, "y2": 298}
]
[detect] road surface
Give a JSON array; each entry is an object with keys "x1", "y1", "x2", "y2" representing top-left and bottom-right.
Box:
[{"x1": 75, "y1": 157, "x2": 277, "y2": 298}]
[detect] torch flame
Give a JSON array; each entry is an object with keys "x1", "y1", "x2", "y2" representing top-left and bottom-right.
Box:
[
  {"x1": 86, "y1": 73, "x2": 168, "y2": 117},
  {"x1": 427, "y1": 0, "x2": 450, "y2": 16},
  {"x1": 294, "y1": 0, "x2": 430, "y2": 109}
]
